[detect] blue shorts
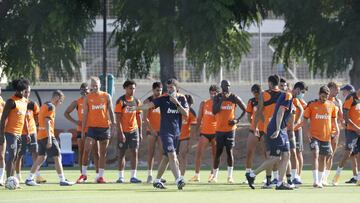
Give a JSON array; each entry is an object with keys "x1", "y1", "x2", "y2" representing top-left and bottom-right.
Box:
[
  {"x1": 266, "y1": 129, "x2": 290, "y2": 157},
  {"x1": 345, "y1": 130, "x2": 359, "y2": 152},
  {"x1": 160, "y1": 133, "x2": 179, "y2": 154}
]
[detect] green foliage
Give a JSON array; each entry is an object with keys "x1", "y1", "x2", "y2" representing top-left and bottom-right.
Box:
[
  {"x1": 269, "y1": 0, "x2": 360, "y2": 77},
  {"x1": 111, "y1": 0, "x2": 266, "y2": 78},
  {"x1": 0, "y1": 0, "x2": 99, "y2": 81}
]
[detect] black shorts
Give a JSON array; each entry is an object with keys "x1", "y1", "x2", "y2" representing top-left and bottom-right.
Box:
[
  {"x1": 19, "y1": 134, "x2": 38, "y2": 156},
  {"x1": 200, "y1": 134, "x2": 216, "y2": 142},
  {"x1": 216, "y1": 131, "x2": 235, "y2": 149},
  {"x1": 176, "y1": 138, "x2": 190, "y2": 154},
  {"x1": 118, "y1": 130, "x2": 139, "y2": 150},
  {"x1": 310, "y1": 138, "x2": 332, "y2": 156},
  {"x1": 294, "y1": 128, "x2": 304, "y2": 152},
  {"x1": 87, "y1": 127, "x2": 110, "y2": 141},
  {"x1": 38, "y1": 137, "x2": 61, "y2": 157},
  {"x1": 76, "y1": 131, "x2": 88, "y2": 139},
  {"x1": 352, "y1": 138, "x2": 360, "y2": 155},
  {"x1": 345, "y1": 130, "x2": 359, "y2": 152},
  {"x1": 147, "y1": 131, "x2": 159, "y2": 137}
]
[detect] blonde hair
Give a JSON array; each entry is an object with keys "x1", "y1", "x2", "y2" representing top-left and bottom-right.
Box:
[{"x1": 90, "y1": 76, "x2": 100, "y2": 84}]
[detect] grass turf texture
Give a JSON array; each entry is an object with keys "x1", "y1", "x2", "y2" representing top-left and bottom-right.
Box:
[{"x1": 1, "y1": 169, "x2": 359, "y2": 203}]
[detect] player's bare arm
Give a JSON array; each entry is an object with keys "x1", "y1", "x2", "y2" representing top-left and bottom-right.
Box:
[
  {"x1": 294, "y1": 102, "x2": 304, "y2": 126},
  {"x1": 81, "y1": 96, "x2": 89, "y2": 139},
  {"x1": 270, "y1": 106, "x2": 286, "y2": 139},
  {"x1": 254, "y1": 92, "x2": 264, "y2": 128},
  {"x1": 64, "y1": 100, "x2": 79, "y2": 126},
  {"x1": 108, "y1": 94, "x2": 116, "y2": 127},
  {"x1": 45, "y1": 117, "x2": 52, "y2": 149},
  {"x1": 231, "y1": 95, "x2": 246, "y2": 125},
  {"x1": 0, "y1": 100, "x2": 15, "y2": 143},
  {"x1": 195, "y1": 101, "x2": 205, "y2": 136},
  {"x1": 212, "y1": 94, "x2": 223, "y2": 115},
  {"x1": 136, "y1": 111, "x2": 142, "y2": 142}
]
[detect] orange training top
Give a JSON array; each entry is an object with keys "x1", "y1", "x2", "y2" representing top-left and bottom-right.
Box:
[
  {"x1": 343, "y1": 93, "x2": 360, "y2": 132},
  {"x1": 145, "y1": 96, "x2": 161, "y2": 132},
  {"x1": 304, "y1": 100, "x2": 338, "y2": 141},
  {"x1": 22, "y1": 100, "x2": 39, "y2": 135},
  {"x1": 294, "y1": 99, "x2": 307, "y2": 131},
  {"x1": 37, "y1": 102, "x2": 56, "y2": 140},
  {"x1": 200, "y1": 99, "x2": 217, "y2": 135},
  {"x1": 180, "y1": 108, "x2": 197, "y2": 140},
  {"x1": 5, "y1": 95, "x2": 27, "y2": 135},
  {"x1": 114, "y1": 95, "x2": 142, "y2": 133},
  {"x1": 328, "y1": 97, "x2": 342, "y2": 135},
  {"x1": 86, "y1": 91, "x2": 110, "y2": 128},
  {"x1": 262, "y1": 88, "x2": 282, "y2": 133},
  {"x1": 76, "y1": 97, "x2": 88, "y2": 132},
  {"x1": 215, "y1": 94, "x2": 237, "y2": 132}
]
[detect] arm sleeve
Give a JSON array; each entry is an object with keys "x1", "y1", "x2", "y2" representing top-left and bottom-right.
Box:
[
  {"x1": 280, "y1": 93, "x2": 292, "y2": 109},
  {"x1": 179, "y1": 96, "x2": 189, "y2": 108},
  {"x1": 152, "y1": 97, "x2": 164, "y2": 108}
]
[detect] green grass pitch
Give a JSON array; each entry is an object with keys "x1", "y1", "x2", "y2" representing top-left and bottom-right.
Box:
[{"x1": 1, "y1": 169, "x2": 359, "y2": 203}]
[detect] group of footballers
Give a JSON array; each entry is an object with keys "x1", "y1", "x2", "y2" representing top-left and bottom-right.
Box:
[{"x1": 0, "y1": 75, "x2": 359, "y2": 190}]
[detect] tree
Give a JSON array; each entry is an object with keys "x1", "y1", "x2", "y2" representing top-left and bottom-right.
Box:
[
  {"x1": 111, "y1": 0, "x2": 266, "y2": 85},
  {"x1": 0, "y1": 0, "x2": 99, "y2": 81},
  {"x1": 269, "y1": 0, "x2": 360, "y2": 88}
]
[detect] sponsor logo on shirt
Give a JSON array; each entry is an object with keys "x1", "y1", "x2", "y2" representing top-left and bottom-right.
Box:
[
  {"x1": 92, "y1": 104, "x2": 105, "y2": 110},
  {"x1": 315, "y1": 113, "x2": 330, "y2": 120},
  {"x1": 17, "y1": 110, "x2": 27, "y2": 115},
  {"x1": 167, "y1": 108, "x2": 179, "y2": 114},
  {"x1": 204, "y1": 110, "x2": 213, "y2": 116},
  {"x1": 125, "y1": 106, "x2": 136, "y2": 113},
  {"x1": 221, "y1": 105, "x2": 233, "y2": 110}
]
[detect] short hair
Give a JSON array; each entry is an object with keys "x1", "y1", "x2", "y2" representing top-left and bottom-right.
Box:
[
  {"x1": 11, "y1": 78, "x2": 30, "y2": 92},
  {"x1": 251, "y1": 84, "x2": 261, "y2": 93},
  {"x1": 152, "y1": 82, "x2": 162, "y2": 89},
  {"x1": 80, "y1": 82, "x2": 88, "y2": 89},
  {"x1": 166, "y1": 78, "x2": 178, "y2": 88},
  {"x1": 293, "y1": 81, "x2": 308, "y2": 91},
  {"x1": 280, "y1": 78, "x2": 287, "y2": 83},
  {"x1": 327, "y1": 81, "x2": 338, "y2": 89},
  {"x1": 268, "y1": 75, "x2": 280, "y2": 86},
  {"x1": 185, "y1": 94, "x2": 194, "y2": 106},
  {"x1": 319, "y1": 86, "x2": 330, "y2": 95},
  {"x1": 52, "y1": 90, "x2": 65, "y2": 99},
  {"x1": 123, "y1": 80, "x2": 136, "y2": 88},
  {"x1": 90, "y1": 76, "x2": 100, "y2": 84},
  {"x1": 209, "y1": 84, "x2": 220, "y2": 93}
]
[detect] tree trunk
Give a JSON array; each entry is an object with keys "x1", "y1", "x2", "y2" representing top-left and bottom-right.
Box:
[
  {"x1": 159, "y1": 0, "x2": 175, "y2": 92},
  {"x1": 350, "y1": 56, "x2": 360, "y2": 90},
  {"x1": 159, "y1": 40, "x2": 175, "y2": 91}
]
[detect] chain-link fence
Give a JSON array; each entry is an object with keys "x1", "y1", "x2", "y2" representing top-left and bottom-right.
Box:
[{"x1": 33, "y1": 23, "x2": 350, "y2": 86}]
